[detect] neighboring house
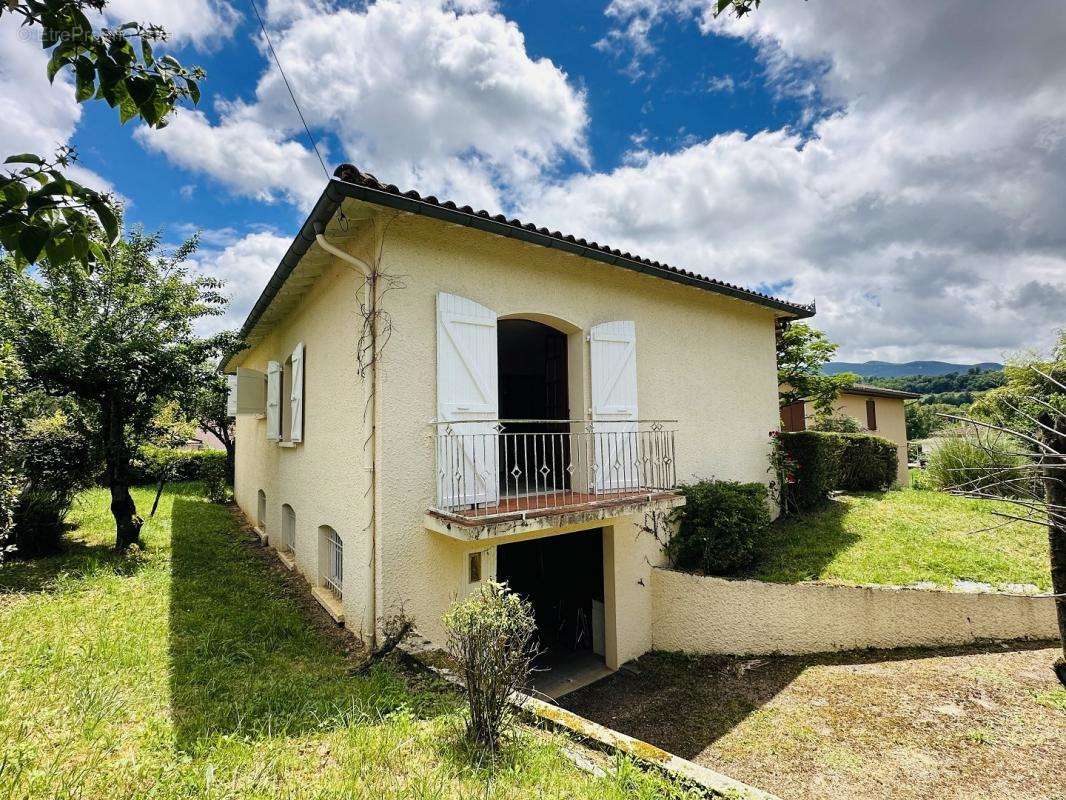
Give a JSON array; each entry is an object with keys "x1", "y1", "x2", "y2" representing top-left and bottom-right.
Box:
[
  {"x1": 780, "y1": 384, "x2": 920, "y2": 485},
  {"x1": 183, "y1": 427, "x2": 226, "y2": 451},
  {"x1": 224, "y1": 164, "x2": 814, "y2": 677}
]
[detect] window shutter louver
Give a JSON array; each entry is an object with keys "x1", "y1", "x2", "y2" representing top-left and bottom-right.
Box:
[
  {"x1": 266, "y1": 360, "x2": 281, "y2": 441},
  {"x1": 290, "y1": 342, "x2": 305, "y2": 443}
]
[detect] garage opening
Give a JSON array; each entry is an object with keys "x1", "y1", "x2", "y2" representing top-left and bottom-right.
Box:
[
  {"x1": 497, "y1": 318, "x2": 570, "y2": 496},
  {"x1": 496, "y1": 527, "x2": 611, "y2": 698}
]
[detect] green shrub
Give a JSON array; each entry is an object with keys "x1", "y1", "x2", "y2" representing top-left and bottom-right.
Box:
[
  {"x1": 200, "y1": 455, "x2": 229, "y2": 504},
  {"x1": 778, "y1": 431, "x2": 899, "y2": 511},
  {"x1": 809, "y1": 413, "x2": 861, "y2": 433},
  {"x1": 8, "y1": 411, "x2": 99, "y2": 559},
  {"x1": 836, "y1": 433, "x2": 898, "y2": 491},
  {"x1": 926, "y1": 435, "x2": 1027, "y2": 497},
  {"x1": 778, "y1": 431, "x2": 845, "y2": 511},
  {"x1": 130, "y1": 446, "x2": 225, "y2": 485},
  {"x1": 910, "y1": 467, "x2": 932, "y2": 490},
  {"x1": 443, "y1": 582, "x2": 537, "y2": 754},
  {"x1": 666, "y1": 480, "x2": 771, "y2": 575}
]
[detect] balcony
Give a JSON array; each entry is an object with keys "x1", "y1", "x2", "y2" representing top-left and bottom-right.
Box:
[{"x1": 426, "y1": 419, "x2": 683, "y2": 539}]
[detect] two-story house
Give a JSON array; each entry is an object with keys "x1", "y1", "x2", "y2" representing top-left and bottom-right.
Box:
[{"x1": 224, "y1": 164, "x2": 815, "y2": 684}]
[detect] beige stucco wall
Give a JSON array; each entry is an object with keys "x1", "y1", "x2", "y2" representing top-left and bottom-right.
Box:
[
  {"x1": 652, "y1": 568, "x2": 1059, "y2": 655},
  {"x1": 232, "y1": 256, "x2": 374, "y2": 635},
  {"x1": 234, "y1": 206, "x2": 785, "y2": 663},
  {"x1": 370, "y1": 212, "x2": 783, "y2": 660},
  {"x1": 805, "y1": 392, "x2": 910, "y2": 485}
]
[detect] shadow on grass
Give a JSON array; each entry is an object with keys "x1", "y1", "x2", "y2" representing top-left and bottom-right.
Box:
[
  {"x1": 0, "y1": 529, "x2": 145, "y2": 595},
  {"x1": 561, "y1": 641, "x2": 1056, "y2": 761},
  {"x1": 748, "y1": 495, "x2": 866, "y2": 583},
  {"x1": 168, "y1": 496, "x2": 456, "y2": 752}
]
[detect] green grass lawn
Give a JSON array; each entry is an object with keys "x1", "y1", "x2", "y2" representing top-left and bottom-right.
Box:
[
  {"x1": 0, "y1": 484, "x2": 694, "y2": 800},
  {"x1": 753, "y1": 486, "x2": 1052, "y2": 590}
]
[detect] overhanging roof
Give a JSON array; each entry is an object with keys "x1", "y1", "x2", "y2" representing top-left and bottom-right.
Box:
[
  {"x1": 226, "y1": 164, "x2": 816, "y2": 369},
  {"x1": 842, "y1": 384, "x2": 922, "y2": 400}
]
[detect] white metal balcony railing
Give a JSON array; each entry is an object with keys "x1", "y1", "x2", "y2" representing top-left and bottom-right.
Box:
[{"x1": 433, "y1": 419, "x2": 678, "y2": 518}]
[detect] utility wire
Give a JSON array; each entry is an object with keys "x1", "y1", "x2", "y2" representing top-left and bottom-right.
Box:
[{"x1": 248, "y1": 0, "x2": 330, "y2": 181}]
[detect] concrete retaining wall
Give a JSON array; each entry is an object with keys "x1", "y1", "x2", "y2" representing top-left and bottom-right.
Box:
[{"x1": 651, "y1": 567, "x2": 1059, "y2": 656}]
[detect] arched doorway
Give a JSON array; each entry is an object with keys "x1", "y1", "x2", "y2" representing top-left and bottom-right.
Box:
[{"x1": 497, "y1": 318, "x2": 571, "y2": 495}]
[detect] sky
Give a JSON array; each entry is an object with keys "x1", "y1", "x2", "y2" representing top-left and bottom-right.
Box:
[{"x1": 2, "y1": 0, "x2": 1064, "y2": 363}]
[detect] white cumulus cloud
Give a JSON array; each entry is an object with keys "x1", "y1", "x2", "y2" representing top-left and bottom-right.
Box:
[
  {"x1": 527, "y1": 0, "x2": 1066, "y2": 362},
  {"x1": 103, "y1": 0, "x2": 241, "y2": 49},
  {"x1": 188, "y1": 230, "x2": 293, "y2": 333},
  {"x1": 138, "y1": 0, "x2": 588, "y2": 212}
]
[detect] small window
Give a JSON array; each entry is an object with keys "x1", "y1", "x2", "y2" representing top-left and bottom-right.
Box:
[
  {"x1": 468, "y1": 552, "x2": 482, "y2": 584},
  {"x1": 319, "y1": 526, "x2": 343, "y2": 601},
  {"x1": 281, "y1": 504, "x2": 296, "y2": 553},
  {"x1": 256, "y1": 490, "x2": 266, "y2": 530},
  {"x1": 866, "y1": 399, "x2": 877, "y2": 430}
]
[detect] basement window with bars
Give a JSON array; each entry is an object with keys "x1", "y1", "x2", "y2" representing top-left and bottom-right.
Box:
[
  {"x1": 319, "y1": 526, "x2": 343, "y2": 601},
  {"x1": 282, "y1": 504, "x2": 296, "y2": 554},
  {"x1": 257, "y1": 490, "x2": 266, "y2": 531}
]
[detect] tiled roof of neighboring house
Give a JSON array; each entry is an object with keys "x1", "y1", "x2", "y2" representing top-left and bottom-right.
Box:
[
  {"x1": 842, "y1": 384, "x2": 922, "y2": 400},
  {"x1": 230, "y1": 164, "x2": 816, "y2": 357}
]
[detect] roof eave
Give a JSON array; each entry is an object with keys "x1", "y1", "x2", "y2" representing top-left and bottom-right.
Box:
[
  {"x1": 329, "y1": 176, "x2": 816, "y2": 320},
  {"x1": 223, "y1": 175, "x2": 815, "y2": 370}
]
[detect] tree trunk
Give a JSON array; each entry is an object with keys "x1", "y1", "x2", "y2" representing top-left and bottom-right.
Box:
[
  {"x1": 103, "y1": 396, "x2": 143, "y2": 551},
  {"x1": 1042, "y1": 417, "x2": 1066, "y2": 686},
  {"x1": 224, "y1": 439, "x2": 235, "y2": 486}
]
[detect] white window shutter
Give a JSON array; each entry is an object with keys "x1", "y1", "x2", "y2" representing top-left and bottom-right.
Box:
[
  {"x1": 290, "y1": 342, "x2": 305, "y2": 443},
  {"x1": 225, "y1": 374, "x2": 238, "y2": 418},
  {"x1": 234, "y1": 367, "x2": 266, "y2": 414},
  {"x1": 590, "y1": 320, "x2": 639, "y2": 491},
  {"x1": 266, "y1": 360, "x2": 281, "y2": 441},
  {"x1": 436, "y1": 292, "x2": 499, "y2": 507}
]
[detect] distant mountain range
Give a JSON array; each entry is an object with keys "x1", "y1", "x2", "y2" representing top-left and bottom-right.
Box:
[{"x1": 824, "y1": 360, "x2": 1004, "y2": 378}]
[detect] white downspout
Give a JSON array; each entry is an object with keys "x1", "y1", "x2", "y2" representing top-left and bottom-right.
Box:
[{"x1": 315, "y1": 232, "x2": 379, "y2": 650}]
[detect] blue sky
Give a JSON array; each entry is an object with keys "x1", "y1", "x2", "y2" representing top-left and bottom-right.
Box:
[
  {"x1": 70, "y1": 1, "x2": 809, "y2": 237},
  {"x1": 3, "y1": 0, "x2": 1064, "y2": 361}
]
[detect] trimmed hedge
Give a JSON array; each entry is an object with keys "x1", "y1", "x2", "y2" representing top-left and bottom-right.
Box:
[
  {"x1": 666, "y1": 480, "x2": 771, "y2": 576},
  {"x1": 778, "y1": 431, "x2": 898, "y2": 511},
  {"x1": 837, "y1": 434, "x2": 898, "y2": 491},
  {"x1": 130, "y1": 446, "x2": 227, "y2": 486}
]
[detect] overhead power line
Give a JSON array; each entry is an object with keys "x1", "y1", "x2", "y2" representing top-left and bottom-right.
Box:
[{"x1": 248, "y1": 0, "x2": 330, "y2": 181}]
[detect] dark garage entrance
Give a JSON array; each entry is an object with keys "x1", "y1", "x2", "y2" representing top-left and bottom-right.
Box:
[{"x1": 496, "y1": 527, "x2": 611, "y2": 698}]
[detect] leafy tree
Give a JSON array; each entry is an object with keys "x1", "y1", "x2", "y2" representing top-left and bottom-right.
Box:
[
  {"x1": 183, "y1": 332, "x2": 243, "y2": 485},
  {"x1": 905, "y1": 402, "x2": 938, "y2": 440},
  {"x1": 0, "y1": 1, "x2": 204, "y2": 271},
  {"x1": 777, "y1": 322, "x2": 856, "y2": 411},
  {"x1": 867, "y1": 370, "x2": 1004, "y2": 400},
  {"x1": 0, "y1": 343, "x2": 24, "y2": 562},
  {"x1": 0, "y1": 232, "x2": 226, "y2": 550},
  {"x1": 945, "y1": 331, "x2": 1066, "y2": 685}
]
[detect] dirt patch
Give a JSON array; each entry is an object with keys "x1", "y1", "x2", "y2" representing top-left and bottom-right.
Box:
[{"x1": 562, "y1": 644, "x2": 1066, "y2": 800}]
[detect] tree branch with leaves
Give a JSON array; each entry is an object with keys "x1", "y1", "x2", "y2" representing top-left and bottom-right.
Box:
[
  {"x1": 777, "y1": 322, "x2": 856, "y2": 412},
  {"x1": 0, "y1": 1, "x2": 204, "y2": 271},
  {"x1": 938, "y1": 331, "x2": 1066, "y2": 685}
]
